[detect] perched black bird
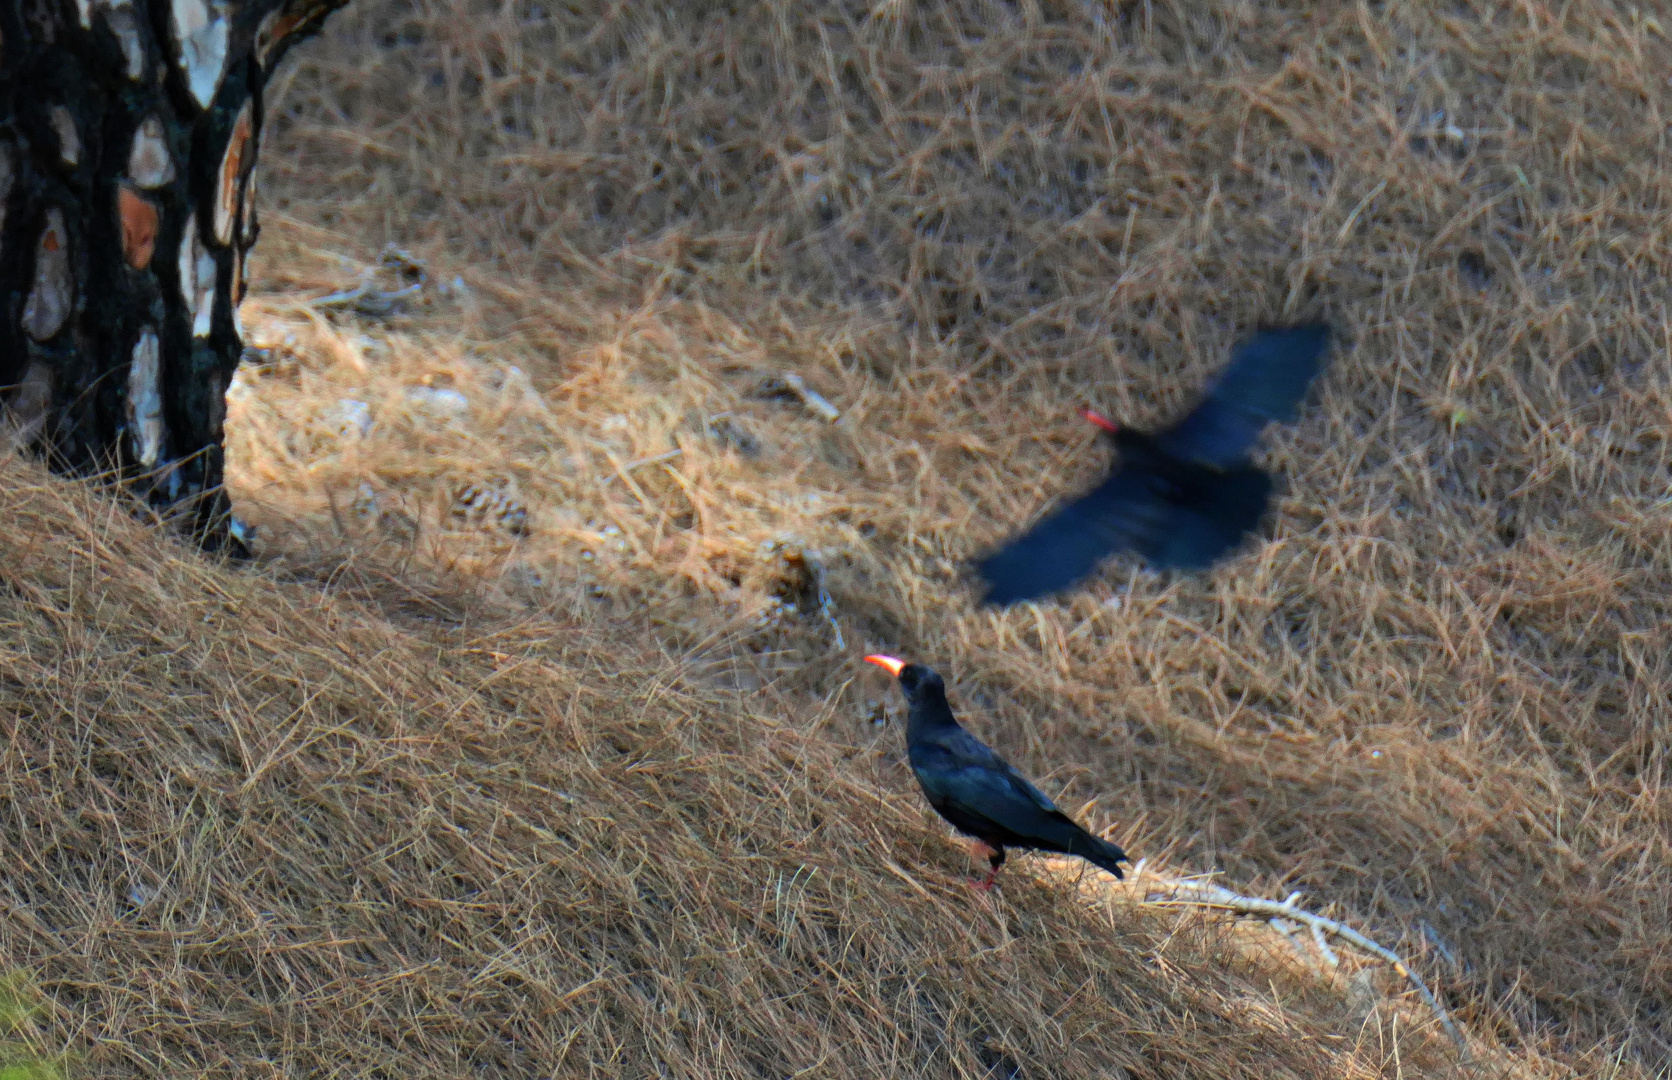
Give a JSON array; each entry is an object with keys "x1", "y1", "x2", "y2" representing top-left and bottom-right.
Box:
[
  {"x1": 973, "y1": 323, "x2": 1333, "y2": 605},
  {"x1": 864, "y1": 654, "x2": 1128, "y2": 890}
]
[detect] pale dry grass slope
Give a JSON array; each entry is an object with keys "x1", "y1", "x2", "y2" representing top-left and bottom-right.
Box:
[
  {"x1": 4, "y1": 0, "x2": 1669, "y2": 1075},
  {"x1": 1, "y1": 461, "x2": 1564, "y2": 1079}
]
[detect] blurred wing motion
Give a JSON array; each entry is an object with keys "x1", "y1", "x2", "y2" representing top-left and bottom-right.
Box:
[
  {"x1": 973, "y1": 461, "x2": 1272, "y2": 603},
  {"x1": 972, "y1": 473, "x2": 1160, "y2": 606},
  {"x1": 971, "y1": 323, "x2": 1332, "y2": 605},
  {"x1": 1155, "y1": 323, "x2": 1332, "y2": 467}
]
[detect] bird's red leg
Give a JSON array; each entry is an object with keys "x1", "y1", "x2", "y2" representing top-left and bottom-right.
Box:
[{"x1": 968, "y1": 840, "x2": 1002, "y2": 892}]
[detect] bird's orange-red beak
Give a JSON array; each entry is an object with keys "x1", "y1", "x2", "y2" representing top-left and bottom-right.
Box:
[
  {"x1": 863, "y1": 654, "x2": 906, "y2": 677},
  {"x1": 1080, "y1": 407, "x2": 1119, "y2": 433}
]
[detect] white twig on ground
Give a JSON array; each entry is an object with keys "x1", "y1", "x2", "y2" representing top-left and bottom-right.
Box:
[
  {"x1": 599, "y1": 447, "x2": 684, "y2": 487},
  {"x1": 1309, "y1": 919, "x2": 1340, "y2": 967},
  {"x1": 313, "y1": 279, "x2": 423, "y2": 316},
  {"x1": 1138, "y1": 875, "x2": 1468, "y2": 1059},
  {"x1": 1420, "y1": 919, "x2": 1460, "y2": 970},
  {"x1": 311, "y1": 245, "x2": 429, "y2": 317},
  {"x1": 1267, "y1": 915, "x2": 1307, "y2": 961},
  {"x1": 782, "y1": 372, "x2": 841, "y2": 422},
  {"x1": 802, "y1": 550, "x2": 845, "y2": 649}
]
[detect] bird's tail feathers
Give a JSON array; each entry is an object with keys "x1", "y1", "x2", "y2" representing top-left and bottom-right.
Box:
[{"x1": 1069, "y1": 831, "x2": 1129, "y2": 880}]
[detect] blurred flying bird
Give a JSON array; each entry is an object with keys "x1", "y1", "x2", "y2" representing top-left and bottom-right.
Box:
[
  {"x1": 864, "y1": 654, "x2": 1128, "y2": 891},
  {"x1": 972, "y1": 323, "x2": 1333, "y2": 605}
]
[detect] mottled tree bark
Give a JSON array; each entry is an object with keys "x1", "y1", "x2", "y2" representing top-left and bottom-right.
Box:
[{"x1": 0, "y1": 0, "x2": 349, "y2": 549}]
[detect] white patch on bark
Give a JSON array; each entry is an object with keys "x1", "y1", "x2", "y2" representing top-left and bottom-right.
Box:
[
  {"x1": 128, "y1": 116, "x2": 175, "y2": 188},
  {"x1": 194, "y1": 247, "x2": 218, "y2": 337},
  {"x1": 97, "y1": 1, "x2": 147, "y2": 79},
  {"x1": 128, "y1": 328, "x2": 165, "y2": 467},
  {"x1": 22, "y1": 210, "x2": 73, "y2": 342},
  {"x1": 177, "y1": 215, "x2": 217, "y2": 337},
  {"x1": 171, "y1": 0, "x2": 228, "y2": 109},
  {"x1": 49, "y1": 106, "x2": 80, "y2": 167},
  {"x1": 177, "y1": 213, "x2": 198, "y2": 308}
]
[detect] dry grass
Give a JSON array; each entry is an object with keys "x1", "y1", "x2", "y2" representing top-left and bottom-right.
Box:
[
  {"x1": 8, "y1": 0, "x2": 1672, "y2": 1074},
  {"x1": 0, "y1": 457, "x2": 1545, "y2": 1079}
]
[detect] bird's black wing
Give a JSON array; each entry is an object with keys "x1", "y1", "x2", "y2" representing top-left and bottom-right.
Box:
[
  {"x1": 1137, "y1": 466, "x2": 1272, "y2": 571},
  {"x1": 971, "y1": 471, "x2": 1169, "y2": 605},
  {"x1": 911, "y1": 734, "x2": 1069, "y2": 833},
  {"x1": 911, "y1": 735, "x2": 1127, "y2": 876},
  {"x1": 1155, "y1": 324, "x2": 1332, "y2": 468}
]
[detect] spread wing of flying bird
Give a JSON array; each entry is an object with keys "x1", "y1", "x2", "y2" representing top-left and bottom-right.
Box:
[{"x1": 972, "y1": 323, "x2": 1332, "y2": 605}]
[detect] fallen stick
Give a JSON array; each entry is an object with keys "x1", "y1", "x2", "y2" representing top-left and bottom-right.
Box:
[
  {"x1": 782, "y1": 372, "x2": 841, "y2": 422},
  {"x1": 599, "y1": 447, "x2": 684, "y2": 487},
  {"x1": 310, "y1": 244, "x2": 429, "y2": 317},
  {"x1": 1138, "y1": 872, "x2": 1468, "y2": 1059},
  {"x1": 801, "y1": 549, "x2": 845, "y2": 649}
]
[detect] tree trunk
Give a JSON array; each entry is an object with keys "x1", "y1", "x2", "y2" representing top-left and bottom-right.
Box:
[{"x1": 0, "y1": 0, "x2": 350, "y2": 550}]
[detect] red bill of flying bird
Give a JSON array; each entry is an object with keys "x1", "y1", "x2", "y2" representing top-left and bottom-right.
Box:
[
  {"x1": 864, "y1": 654, "x2": 1128, "y2": 891},
  {"x1": 972, "y1": 323, "x2": 1334, "y2": 605}
]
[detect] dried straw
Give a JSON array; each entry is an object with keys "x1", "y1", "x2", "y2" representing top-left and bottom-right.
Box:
[{"x1": 19, "y1": 0, "x2": 1667, "y2": 1074}]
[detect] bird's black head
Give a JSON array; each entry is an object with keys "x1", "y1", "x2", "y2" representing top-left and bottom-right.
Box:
[
  {"x1": 897, "y1": 663, "x2": 944, "y2": 699},
  {"x1": 863, "y1": 654, "x2": 945, "y2": 701},
  {"x1": 865, "y1": 654, "x2": 962, "y2": 734}
]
